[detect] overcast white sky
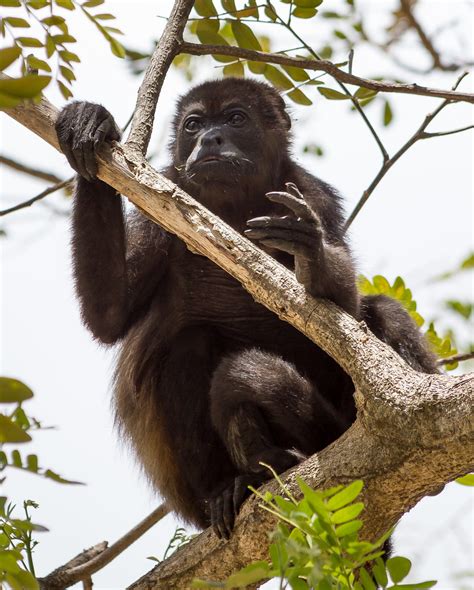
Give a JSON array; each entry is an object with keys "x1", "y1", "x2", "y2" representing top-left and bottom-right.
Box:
[{"x1": 0, "y1": 1, "x2": 473, "y2": 588}]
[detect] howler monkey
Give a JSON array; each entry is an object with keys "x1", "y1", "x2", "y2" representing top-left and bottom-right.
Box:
[{"x1": 56, "y1": 78, "x2": 437, "y2": 539}]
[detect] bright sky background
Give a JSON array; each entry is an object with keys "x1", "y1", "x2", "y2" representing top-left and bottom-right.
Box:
[{"x1": 0, "y1": 1, "x2": 473, "y2": 589}]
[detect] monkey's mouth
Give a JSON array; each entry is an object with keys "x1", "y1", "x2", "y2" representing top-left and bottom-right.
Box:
[{"x1": 195, "y1": 155, "x2": 228, "y2": 165}]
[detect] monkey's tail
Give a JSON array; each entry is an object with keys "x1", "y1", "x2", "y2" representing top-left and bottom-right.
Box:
[{"x1": 360, "y1": 294, "x2": 438, "y2": 374}]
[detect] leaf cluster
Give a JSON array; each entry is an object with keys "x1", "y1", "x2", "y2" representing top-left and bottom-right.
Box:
[
  {"x1": 0, "y1": 0, "x2": 124, "y2": 106},
  {"x1": 194, "y1": 474, "x2": 437, "y2": 589},
  {"x1": 0, "y1": 377, "x2": 81, "y2": 588},
  {"x1": 358, "y1": 275, "x2": 458, "y2": 369}
]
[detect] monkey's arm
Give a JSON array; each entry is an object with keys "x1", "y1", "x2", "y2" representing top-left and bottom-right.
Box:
[
  {"x1": 245, "y1": 180, "x2": 359, "y2": 317},
  {"x1": 57, "y1": 102, "x2": 169, "y2": 344}
]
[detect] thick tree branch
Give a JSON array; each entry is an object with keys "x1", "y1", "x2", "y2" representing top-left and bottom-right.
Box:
[
  {"x1": 125, "y1": 0, "x2": 195, "y2": 155},
  {"x1": 3, "y1": 89, "x2": 473, "y2": 590},
  {"x1": 180, "y1": 42, "x2": 474, "y2": 104}
]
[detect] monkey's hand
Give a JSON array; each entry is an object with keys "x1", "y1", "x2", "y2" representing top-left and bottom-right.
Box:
[
  {"x1": 55, "y1": 102, "x2": 121, "y2": 182},
  {"x1": 245, "y1": 182, "x2": 323, "y2": 293}
]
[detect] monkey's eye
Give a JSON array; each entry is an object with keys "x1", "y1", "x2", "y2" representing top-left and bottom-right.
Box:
[
  {"x1": 184, "y1": 117, "x2": 203, "y2": 133},
  {"x1": 228, "y1": 111, "x2": 246, "y2": 126}
]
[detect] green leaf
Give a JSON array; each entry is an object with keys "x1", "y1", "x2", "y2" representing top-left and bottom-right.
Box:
[
  {"x1": 326, "y1": 480, "x2": 363, "y2": 510},
  {"x1": 17, "y1": 36, "x2": 44, "y2": 47},
  {"x1": 27, "y1": 0, "x2": 49, "y2": 7},
  {"x1": 226, "y1": 561, "x2": 270, "y2": 587},
  {"x1": 456, "y1": 474, "x2": 474, "y2": 486},
  {"x1": 58, "y1": 79, "x2": 73, "y2": 99},
  {"x1": 359, "y1": 568, "x2": 377, "y2": 590},
  {"x1": 248, "y1": 60, "x2": 266, "y2": 74},
  {"x1": 44, "y1": 468, "x2": 83, "y2": 484},
  {"x1": 195, "y1": 0, "x2": 218, "y2": 17},
  {"x1": 372, "y1": 558, "x2": 388, "y2": 588},
  {"x1": 292, "y1": 7, "x2": 317, "y2": 18},
  {"x1": 0, "y1": 0, "x2": 21, "y2": 6},
  {"x1": 27, "y1": 55, "x2": 52, "y2": 72},
  {"x1": 42, "y1": 15, "x2": 66, "y2": 26},
  {"x1": 0, "y1": 74, "x2": 50, "y2": 98},
  {"x1": 3, "y1": 17, "x2": 30, "y2": 28},
  {"x1": 331, "y1": 501, "x2": 364, "y2": 524},
  {"x1": 264, "y1": 65, "x2": 293, "y2": 91},
  {"x1": 52, "y1": 33, "x2": 77, "y2": 43},
  {"x1": 82, "y1": 0, "x2": 104, "y2": 6},
  {"x1": 55, "y1": 0, "x2": 75, "y2": 8},
  {"x1": 387, "y1": 556, "x2": 411, "y2": 583},
  {"x1": 10, "y1": 569, "x2": 39, "y2": 590},
  {"x1": 287, "y1": 87, "x2": 312, "y2": 105},
  {"x1": 282, "y1": 65, "x2": 309, "y2": 82},
  {"x1": 0, "y1": 46, "x2": 21, "y2": 72},
  {"x1": 108, "y1": 37, "x2": 125, "y2": 58},
  {"x1": 60, "y1": 64, "x2": 76, "y2": 82},
  {"x1": 355, "y1": 87, "x2": 378, "y2": 99},
  {"x1": 318, "y1": 87, "x2": 349, "y2": 100},
  {"x1": 294, "y1": 0, "x2": 323, "y2": 6},
  {"x1": 0, "y1": 91, "x2": 23, "y2": 108},
  {"x1": 383, "y1": 99, "x2": 393, "y2": 126},
  {"x1": 0, "y1": 414, "x2": 31, "y2": 443},
  {"x1": 196, "y1": 18, "x2": 220, "y2": 36},
  {"x1": 445, "y1": 300, "x2": 472, "y2": 320},
  {"x1": 223, "y1": 61, "x2": 244, "y2": 77},
  {"x1": 93, "y1": 13, "x2": 115, "y2": 20},
  {"x1": 231, "y1": 21, "x2": 261, "y2": 51},
  {"x1": 335, "y1": 519, "x2": 362, "y2": 537},
  {"x1": 221, "y1": 0, "x2": 236, "y2": 14},
  {"x1": 59, "y1": 49, "x2": 80, "y2": 62},
  {"x1": 264, "y1": 5, "x2": 277, "y2": 20}
]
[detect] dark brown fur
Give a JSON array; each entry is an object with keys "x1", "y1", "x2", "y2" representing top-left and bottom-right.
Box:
[{"x1": 56, "y1": 79, "x2": 437, "y2": 537}]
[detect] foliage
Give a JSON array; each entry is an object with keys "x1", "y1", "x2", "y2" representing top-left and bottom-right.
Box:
[
  {"x1": 0, "y1": 377, "x2": 80, "y2": 588},
  {"x1": 194, "y1": 472, "x2": 436, "y2": 589},
  {"x1": 170, "y1": 0, "x2": 393, "y2": 122},
  {"x1": 147, "y1": 527, "x2": 196, "y2": 564},
  {"x1": 358, "y1": 275, "x2": 459, "y2": 369},
  {"x1": 0, "y1": 0, "x2": 124, "y2": 105}
]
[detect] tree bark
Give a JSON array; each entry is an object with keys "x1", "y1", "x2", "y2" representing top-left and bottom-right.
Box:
[{"x1": 2, "y1": 93, "x2": 473, "y2": 589}]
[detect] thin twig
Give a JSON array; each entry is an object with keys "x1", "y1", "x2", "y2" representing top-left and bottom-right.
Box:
[
  {"x1": 0, "y1": 178, "x2": 72, "y2": 217},
  {"x1": 125, "y1": 0, "x2": 195, "y2": 155},
  {"x1": 400, "y1": 0, "x2": 459, "y2": 72},
  {"x1": 344, "y1": 72, "x2": 472, "y2": 230},
  {"x1": 180, "y1": 42, "x2": 474, "y2": 104},
  {"x1": 438, "y1": 352, "x2": 474, "y2": 366},
  {"x1": 0, "y1": 154, "x2": 63, "y2": 184},
  {"x1": 39, "y1": 504, "x2": 169, "y2": 590}
]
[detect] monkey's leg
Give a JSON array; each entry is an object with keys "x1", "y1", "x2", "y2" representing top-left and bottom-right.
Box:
[{"x1": 208, "y1": 348, "x2": 348, "y2": 538}]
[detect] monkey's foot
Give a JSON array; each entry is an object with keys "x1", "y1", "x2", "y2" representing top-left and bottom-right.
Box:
[{"x1": 209, "y1": 473, "x2": 266, "y2": 540}]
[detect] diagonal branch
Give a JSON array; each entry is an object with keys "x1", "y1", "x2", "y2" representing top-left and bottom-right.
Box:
[
  {"x1": 180, "y1": 42, "x2": 474, "y2": 104},
  {"x1": 125, "y1": 0, "x2": 195, "y2": 155}
]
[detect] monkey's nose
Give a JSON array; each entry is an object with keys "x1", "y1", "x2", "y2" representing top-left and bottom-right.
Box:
[{"x1": 200, "y1": 129, "x2": 223, "y2": 147}]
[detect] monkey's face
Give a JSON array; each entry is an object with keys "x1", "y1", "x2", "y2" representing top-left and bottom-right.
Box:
[{"x1": 176, "y1": 101, "x2": 261, "y2": 186}]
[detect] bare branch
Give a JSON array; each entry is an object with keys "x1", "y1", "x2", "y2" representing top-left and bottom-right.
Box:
[
  {"x1": 0, "y1": 178, "x2": 71, "y2": 217},
  {"x1": 344, "y1": 72, "x2": 473, "y2": 230},
  {"x1": 400, "y1": 0, "x2": 459, "y2": 72},
  {"x1": 0, "y1": 154, "x2": 63, "y2": 184},
  {"x1": 39, "y1": 504, "x2": 169, "y2": 589},
  {"x1": 438, "y1": 352, "x2": 474, "y2": 366},
  {"x1": 180, "y1": 42, "x2": 474, "y2": 104},
  {"x1": 125, "y1": 0, "x2": 195, "y2": 155}
]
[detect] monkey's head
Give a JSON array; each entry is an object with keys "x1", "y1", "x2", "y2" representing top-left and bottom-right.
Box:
[{"x1": 171, "y1": 78, "x2": 292, "y2": 190}]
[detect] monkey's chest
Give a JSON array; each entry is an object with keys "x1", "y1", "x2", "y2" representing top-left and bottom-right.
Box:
[{"x1": 170, "y1": 254, "x2": 284, "y2": 341}]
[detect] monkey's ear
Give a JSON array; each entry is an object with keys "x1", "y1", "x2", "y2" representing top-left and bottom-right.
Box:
[{"x1": 276, "y1": 94, "x2": 291, "y2": 131}]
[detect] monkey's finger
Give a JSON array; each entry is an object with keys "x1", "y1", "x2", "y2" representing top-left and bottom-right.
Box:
[
  {"x1": 265, "y1": 191, "x2": 313, "y2": 220},
  {"x1": 59, "y1": 134, "x2": 81, "y2": 178},
  {"x1": 83, "y1": 140, "x2": 99, "y2": 180},
  {"x1": 246, "y1": 216, "x2": 316, "y2": 236},
  {"x1": 72, "y1": 141, "x2": 92, "y2": 182},
  {"x1": 258, "y1": 239, "x2": 312, "y2": 260},
  {"x1": 285, "y1": 182, "x2": 305, "y2": 201},
  {"x1": 215, "y1": 495, "x2": 228, "y2": 540},
  {"x1": 244, "y1": 227, "x2": 317, "y2": 249},
  {"x1": 233, "y1": 475, "x2": 251, "y2": 518},
  {"x1": 209, "y1": 500, "x2": 221, "y2": 539},
  {"x1": 222, "y1": 487, "x2": 234, "y2": 539},
  {"x1": 93, "y1": 116, "x2": 120, "y2": 146}
]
